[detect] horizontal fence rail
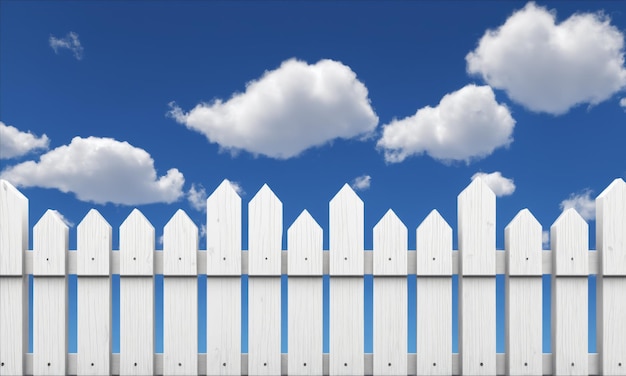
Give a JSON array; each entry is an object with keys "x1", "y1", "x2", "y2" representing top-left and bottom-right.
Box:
[{"x1": 0, "y1": 178, "x2": 625, "y2": 376}]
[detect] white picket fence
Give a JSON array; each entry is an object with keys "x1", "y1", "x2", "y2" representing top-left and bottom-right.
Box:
[{"x1": 0, "y1": 178, "x2": 625, "y2": 376}]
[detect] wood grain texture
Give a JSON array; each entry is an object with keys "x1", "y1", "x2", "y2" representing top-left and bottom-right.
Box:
[
  {"x1": 330, "y1": 277, "x2": 364, "y2": 375},
  {"x1": 248, "y1": 277, "x2": 281, "y2": 375},
  {"x1": 77, "y1": 209, "x2": 111, "y2": 276},
  {"x1": 505, "y1": 277, "x2": 542, "y2": 375},
  {"x1": 458, "y1": 178, "x2": 496, "y2": 276},
  {"x1": 164, "y1": 277, "x2": 198, "y2": 375},
  {"x1": 373, "y1": 277, "x2": 407, "y2": 375},
  {"x1": 596, "y1": 178, "x2": 626, "y2": 275},
  {"x1": 0, "y1": 179, "x2": 28, "y2": 276},
  {"x1": 287, "y1": 210, "x2": 323, "y2": 276},
  {"x1": 77, "y1": 277, "x2": 111, "y2": 375},
  {"x1": 206, "y1": 277, "x2": 241, "y2": 376},
  {"x1": 248, "y1": 184, "x2": 282, "y2": 276},
  {"x1": 119, "y1": 209, "x2": 154, "y2": 276},
  {"x1": 416, "y1": 210, "x2": 452, "y2": 276},
  {"x1": 33, "y1": 277, "x2": 67, "y2": 375},
  {"x1": 373, "y1": 210, "x2": 407, "y2": 276},
  {"x1": 33, "y1": 210, "x2": 68, "y2": 276},
  {"x1": 551, "y1": 209, "x2": 588, "y2": 276},
  {"x1": 417, "y1": 277, "x2": 452, "y2": 376},
  {"x1": 288, "y1": 277, "x2": 323, "y2": 376},
  {"x1": 163, "y1": 209, "x2": 198, "y2": 276},
  {"x1": 120, "y1": 277, "x2": 154, "y2": 375},
  {"x1": 459, "y1": 277, "x2": 496, "y2": 375},
  {"x1": 505, "y1": 209, "x2": 542, "y2": 276},
  {"x1": 552, "y1": 277, "x2": 587, "y2": 375},
  {"x1": 0, "y1": 277, "x2": 26, "y2": 375},
  {"x1": 596, "y1": 277, "x2": 626, "y2": 375},
  {"x1": 206, "y1": 180, "x2": 241, "y2": 276},
  {"x1": 329, "y1": 184, "x2": 363, "y2": 276}
]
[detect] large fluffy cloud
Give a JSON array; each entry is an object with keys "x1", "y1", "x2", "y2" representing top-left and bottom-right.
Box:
[
  {"x1": 471, "y1": 171, "x2": 516, "y2": 197},
  {"x1": 168, "y1": 58, "x2": 378, "y2": 159},
  {"x1": 0, "y1": 121, "x2": 49, "y2": 159},
  {"x1": 466, "y1": 2, "x2": 626, "y2": 115},
  {"x1": 1, "y1": 136, "x2": 184, "y2": 205},
  {"x1": 377, "y1": 84, "x2": 515, "y2": 163}
]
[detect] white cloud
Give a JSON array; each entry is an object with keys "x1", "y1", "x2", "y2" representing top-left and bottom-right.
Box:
[
  {"x1": 228, "y1": 180, "x2": 244, "y2": 196},
  {"x1": 0, "y1": 136, "x2": 184, "y2": 205},
  {"x1": 168, "y1": 58, "x2": 378, "y2": 159},
  {"x1": 620, "y1": 98, "x2": 626, "y2": 111},
  {"x1": 49, "y1": 32, "x2": 84, "y2": 60},
  {"x1": 466, "y1": 2, "x2": 626, "y2": 115},
  {"x1": 50, "y1": 210, "x2": 74, "y2": 228},
  {"x1": 200, "y1": 224, "x2": 207, "y2": 240},
  {"x1": 0, "y1": 121, "x2": 49, "y2": 159},
  {"x1": 471, "y1": 171, "x2": 516, "y2": 197},
  {"x1": 377, "y1": 84, "x2": 515, "y2": 163},
  {"x1": 542, "y1": 230, "x2": 550, "y2": 249},
  {"x1": 351, "y1": 175, "x2": 371, "y2": 191},
  {"x1": 187, "y1": 183, "x2": 207, "y2": 212},
  {"x1": 560, "y1": 190, "x2": 595, "y2": 221}
]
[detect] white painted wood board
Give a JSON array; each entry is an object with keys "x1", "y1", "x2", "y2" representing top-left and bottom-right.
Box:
[
  {"x1": 330, "y1": 277, "x2": 364, "y2": 375},
  {"x1": 248, "y1": 185, "x2": 282, "y2": 276},
  {"x1": 206, "y1": 180, "x2": 241, "y2": 276},
  {"x1": 596, "y1": 178, "x2": 626, "y2": 275},
  {"x1": 164, "y1": 277, "x2": 198, "y2": 375},
  {"x1": 416, "y1": 210, "x2": 452, "y2": 276},
  {"x1": 0, "y1": 277, "x2": 26, "y2": 375},
  {"x1": 33, "y1": 210, "x2": 68, "y2": 276},
  {"x1": 120, "y1": 277, "x2": 154, "y2": 375},
  {"x1": 77, "y1": 209, "x2": 111, "y2": 276},
  {"x1": 287, "y1": 210, "x2": 323, "y2": 276},
  {"x1": 288, "y1": 277, "x2": 323, "y2": 375},
  {"x1": 505, "y1": 277, "x2": 542, "y2": 375},
  {"x1": 457, "y1": 178, "x2": 496, "y2": 276},
  {"x1": 206, "y1": 277, "x2": 241, "y2": 375},
  {"x1": 163, "y1": 210, "x2": 198, "y2": 276},
  {"x1": 551, "y1": 209, "x2": 588, "y2": 276},
  {"x1": 77, "y1": 277, "x2": 110, "y2": 375},
  {"x1": 459, "y1": 277, "x2": 495, "y2": 375},
  {"x1": 33, "y1": 277, "x2": 66, "y2": 375},
  {"x1": 248, "y1": 277, "x2": 281, "y2": 375},
  {"x1": 373, "y1": 277, "x2": 407, "y2": 375},
  {"x1": 597, "y1": 277, "x2": 625, "y2": 375},
  {"x1": 552, "y1": 277, "x2": 588, "y2": 375},
  {"x1": 416, "y1": 277, "x2": 452, "y2": 375},
  {"x1": 0, "y1": 179, "x2": 28, "y2": 276},
  {"x1": 119, "y1": 209, "x2": 154, "y2": 276},
  {"x1": 373, "y1": 210, "x2": 407, "y2": 276},
  {"x1": 329, "y1": 184, "x2": 363, "y2": 276},
  {"x1": 505, "y1": 209, "x2": 542, "y2": 276}
]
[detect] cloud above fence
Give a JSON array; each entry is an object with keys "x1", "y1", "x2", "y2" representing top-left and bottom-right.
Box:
[
  {"x1": 471, "y1": 171, "x2": 516, "y2": 197},
  {"x1": 351, "y1": 174, "x2": 371, "y2": 191},
  {"x1": 466, "y1": 2, "x2": 626, "y2": 115},
  {"x1": 0, "y1": 136, "x2": 185, "y2": 205},
  {"x1": 560, "y1": 189, "x2": 596, "y2": 221},
  {"x1": 168, "y1": 58, "x2": 378, "y2": 159},
  {"x1": 0, "y1": 121, "x2": 49, "y2": 159},
  {"x1": 377, "y1": 85, "x2": 515, "y2": 164}
]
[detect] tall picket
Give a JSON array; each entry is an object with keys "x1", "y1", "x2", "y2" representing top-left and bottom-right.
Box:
[
  {"x1": 77, "y1": 210, "x2": 112, "y2": 375},
  {"x1": 287, "y1": 210, "x2": 323, "y2": 376},
  {"x1": 505, "y1": 209, "x2": 542, "y2": 375},
  {"x1": 163, "y1": 210, "x2": 198, "y2": 375},
  {"x1": 248, "y1": 185, "x2": 282, "y2": 375},
  {"x1": 119, "y1": 209, "x2": 154, "y2": 375},
  {"x1": 206, "y1": 180, "x2": 242, "y2": 376},
  {"x1": 329, "y1": 184, "x2": 364, "y2": 375},
  {"x1": 372, "y1": 210, "x2": 407, "y2": 375},
  {"x1": 596, "y1": 178, "x2": 626, "y2": 375},
  {"x1": 33, "y1": 210, "x2": 68, "y2": 375},
  {"x1": 0, "y1": 179, "x2": 28, "y2": 376},
  {"x1": 457, "y1": 178, "x2": 496, "y2": 375},
  {"x1": 416, "y1": 210, "x2": 453, "y2": 375},
  {"x1": 551, "y1": 209, "x2": 588, "y2": 375}
]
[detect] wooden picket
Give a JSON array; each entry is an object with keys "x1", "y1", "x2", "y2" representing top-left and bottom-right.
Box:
[{"x1": 0, "y1": 177, "x2": 625, "y2": 376}]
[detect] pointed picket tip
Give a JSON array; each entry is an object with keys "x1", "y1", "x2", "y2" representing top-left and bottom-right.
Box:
[
  {"x1": 35, "y1": 209, "x2": 70, "y2": 230},
  {"x1": 288, "y1": 209, "x2": 323, "y2": 276},
  {"x1": 330, "y1": 183, "x2": 362, "y2": 206},
  {"x1": 78, "y1": 209, "x2": 111, "y2": 231},
  {"x1": 33, "y1": 209, "x2": 68, "y2": 275},
  {"x1": 77, "y1": 209, "x2": 112, "y2": 275},
  {"x1": 505, "y1": 208, "x2": 541, "y2": 230},
  {"x1": 458, "y1": 176, "x2": 496, "y2": 201},
  {"x1": 1, "y1": 179, "x2": 27, "y2": 202},
  {"x1": 596, "y1": 178, "x2": 626, "y2": 199},
  {"x1": 165, "y1": 208, "x2": 196, "y2": 229},
  {"x1": 288, "y1": 209, "x2": 322, "y2": 233},
  {"x1": 163, "y1": 209, "x2": 197, "y2": 276},
  {"x1": 505, "y1": 208, "x2": 542, "y2": 276},
  {"x1": 416, "y1": 209, "x2": 452, "y2": 276},
  {"x1": 551, "y1": 207, "x2": 587, "y2": 228},
  {"x1": 596, "y1": 178, "x2": 626, "y2": 275},
  {"x1": 550, "y1": 208, "x2": 588, "y2": 276},
  {"x1": 373, "y1": 209, "x2": 407, "y2": 275},
  {"x1": 0, "y1": 179, "x2": 28, "y2": 275},
  {"x1": 209, "y1": 179, "x2": 241, "y2": 201},
  {"x1": 249, "y1": 183, "x2": 280, "y2": 205},
  {"x1": 374, "y1": 209, "x2": 402, "y2": 228},
  {"x1": 121, "y1": 208, "x2": 154, "y2": 230},
  {"x1": 418, "y1": 209, "x2": 452, "y2": 233}
]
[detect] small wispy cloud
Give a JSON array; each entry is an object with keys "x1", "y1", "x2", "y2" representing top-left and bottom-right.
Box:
[
  {"x1": 229, "y1": 180, "x2": 244, "y2": 196},
  {"x1": 542, "y1": 230, "x2": 550, "y2": 249},
  {"x1": 620, "y1": 98, "x2": 626, "y2": 112},
  {"x1": 50, "y1": 209, "x2": 74, "y2": 228},
  {"x1": 187, "y1": 183, "x2": 208, "y2": 212},
  {"x1": 49, "y1": 32, "x2": 84, "y2": 60},
  {"x1": 471, "y1": 171, "x2": 515, "y2": 197},
  {"x1": 560, "y1": 189, "x2": 595, "y2": 221},
  {"x1": 351, "y1": 174, "x2": 371, "y2": 191},
  {"x1": 200, "y1": 224, "x2": 207, "y2": 240}
]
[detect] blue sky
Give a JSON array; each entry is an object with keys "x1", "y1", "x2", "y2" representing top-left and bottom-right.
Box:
[{"x1": 1, "y1": 0, "x2": 625, "y2": 357}]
